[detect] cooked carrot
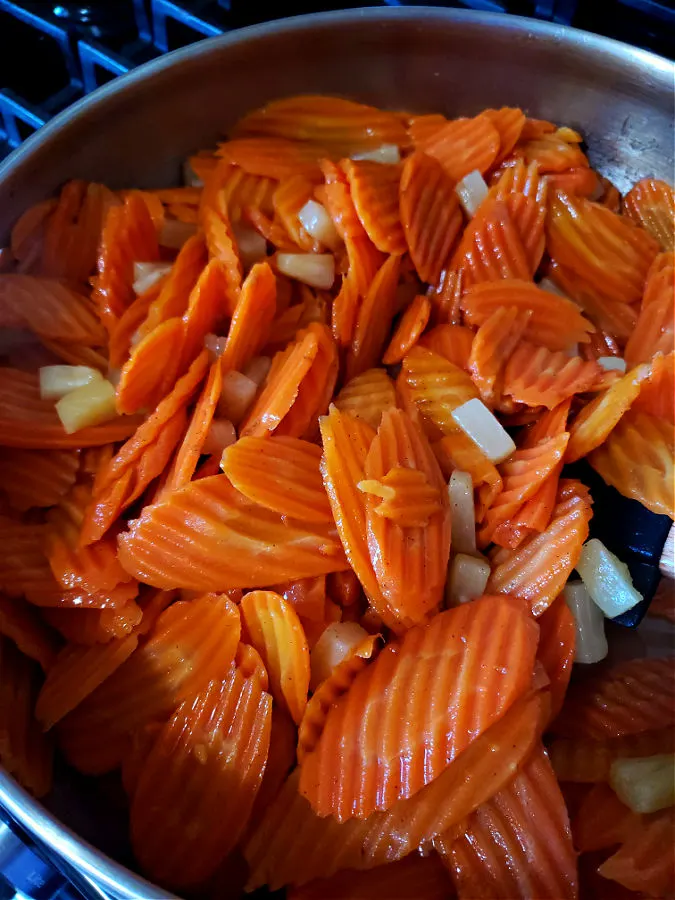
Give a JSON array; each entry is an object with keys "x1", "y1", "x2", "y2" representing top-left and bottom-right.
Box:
[
  {"x1": 483, "y1": 107, "x2": 526, "y2": 165},
  {"x1": 43, "y1": 600, "x2": 143, "y2": 645},
  {"x1": 115, "y1": 317, "x2": 184, "y2": 415},
  {"x1": 420, "y1": 323, "x2": 473, "y2": 369},
  {"x1": 10, "y1": 196, "x2": 58, "y2": 269},
  {"x1": 436, "y1": 744, "x2": 577, "y2": 900},
  {"x1": 234, "y1": 641, "x2": 269, "y2": 693},
  {"x1": 232, "y1": 95, "x2": 409, "y2": 157},
  {"x1": 416, "y1": 115, "x2": 501, "y2": 182},
  {"x1": 240, "y1": 590, "x2": 310, "y2": 725},
  {"x1": 277, "y1": 323, "x2": 339, "y2": 439},
  {"x1": 35, "y1": 634, "x2": 138, "y2": 729},
  {"x1": 623, "y1": 177, "x2": 674, "y2": 251},
  {"x1": 382, "y1": 294, "x2": 430, "y2": 365},
  {"x1": 299, "y1": 595, "x2": 537, "y2": 820},
  {"x1": 598, "y1": 808, "x2": 675, "y2": 898},
  {"x1": 108, "y1": 274, "x2": 167, "y2": 369},
  {"x1": 513, "y1": 129, "x2": 589, "y2": 173},
  {"x1": 0, "y1": 448, "x2": 79, "y2": 512},
  {"x1": 202, "y1": 160, "x2": 275, "y2": 224},
  {"x1": 427, "y1": 268, "x2": 463, "y2": 325},
  {"x1": 633, "y1": 350, "x2": 674, "y2": 422},
  {"x1": 573, "y1": 782, "x2": 641, "y2": 852},
  {"x1": 503, "y1": 341, "x2": 602, "y2": 408},
  {"x1": 245, "y1": 693, "x2": 542, "y2": 890},
  {"x1": 0, "y1": 516, "x2": 62, "y2": 607},
  {"x1": 0, "y1": 637, "x2": 53, "y2": 797},
  {"x1": 432, "y1": 429, "x2": 503, "y2": 518},
  {"x1": 0, "y1": 368, "x2": 142, "y2": 450},
  {"x1": 331, "y1": 270, "x2": 360, "y2": 347},
  {"x1": 487, "y1": 479, "x2": 592, "y2": 616},
  {"x1": 399, "y1": 151, "x2": 463, "y2": 287},
  {"x1": 58, "y1": 593, "x2": 241, "y2": 773},
  {"x1": 320, "y1": 160, "x2": 370, "y2": 244},
  {"x1": 222, "y1": 436, "x2": 331, "y2": 522},
  {"x1": 334, "y1": 368, "x2": 397, "y2": 430},
  {"x1": 130, "y1": 664, "x2": 271, "y2": 889},
  {"x1": 118, "y1": 473, "x2": 348, "y2": 591},
  {"x1": 399, "y1": 346, "x2": 479, "y2": 437},
  {"x1": 346, "y1": 255, "x2": 401, "y2": 379},
  {"x1": 468, "y1": 306, "x2": 532, "y2": 406},
  {"x1": 342, "y1": 160, "x2": 406, "y2": 255},
  {"x1": 121, "y1": 721, "x2": 162, "y2": 800},
  {"x1": 247, "y1": 706, "x2": 298, "y2": 836},
  {"x1": 0, "y1": 595, "x2": 59, "y2": 671},
  {"x1": 624, "y1": 251, "x2": 674, "y2": 366},
  {"x1": 549, "y1": 730, "x2": 675, "y2": 785},
  {"x1": 553, "y1": 657, "x2": 675, "y2": 740},
  {"x1": 0, "y1": 275, "x2": 105, "y2": 346},
  {"x1": 272, "y1": 175, "x2": 317, "y2": 250},
  {"x1": 462, "y1": 279, "x2": 594, "y2": 351},
  {"x1": 536, "y1": 593, "x2": 575, "y2": 722},
  {"x1": 218, "y1": 137, "x2": 327, "y2": 181}
]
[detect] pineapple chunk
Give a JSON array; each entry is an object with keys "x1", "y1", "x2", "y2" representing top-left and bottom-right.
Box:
[
  {"x1": 55, "y1": 379, "x2": 117, "y2": 434},
  {"x1": 610, "y1": 754, "x2": 675, "y2": 814},
  {"x1": 39, "y1": 365, "x2": 103, "y2": 401}
]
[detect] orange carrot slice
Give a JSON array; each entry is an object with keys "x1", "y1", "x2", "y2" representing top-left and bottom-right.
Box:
[
  {"x1": 299, "y1": 594, "x2": 538, "y2": 820},
  {"x1": 0, "y1": 517, "x2": 62, "y2": 607},
  {"x1": 334, "y1": 368, "x2": 397, "y2": 431},
  {"x1": 92, "y1": 192, "x2": 160, "y2": 333},
  {"x1": 221, "y1": 436, "x2": 331, "y2": 522},
  {"x1": 0, "y1": 637, "x2": 53, "y2": 797},
  {"x1": 273, "y1": 175, "x2": 317, "y2": 251},
  {"x1": 0, "y1": 275, "x2": 105, "y2": 346},
  {"x1": 462, "y1": 279, "x2": 594, "y2": 351},
  {"x1": 58, "y1": 593, "x2": 241, "y2": 773},
  {"x1": 346, "y1": 255, "x2": 401, "y2": 380},
  {"x1": 432, "y1": 430, "x2": 502, "y2": 515},
  {"x1": 130, "y1": 664, "x2": 271, "y2": 889},
  {"x1": 565, "y1": 361, "x2": 651, "y2": 462},
  {"x1": 622, "y1": 177, "x2": 674, "y2": 251},
  {"x1": 399, "y1": 151, "x2": 463, "y2": 287},
  {"x1": 0, "y1": 369, "x2": 142, "y2": 450},
  {"x1": 205, "y1": 161, "x2": 275, "y2": 224},
  {"x1": 536, "y1": 594, "x2": 575, "y2": 722},
  {"x1": 108, "y1": 274, "x2": 167, "y2": 369},
  {"x1": 220, "y1": 261, "x2": 276, "y2": 373},
  {"x1": 503, "y1": 341, "x2": 602, "y2": 408},
  {"x1": 573, "y1": 782, "x2": 641, "y2": 852},
  {"x1": 245, "y1": 692, "x2": 542, "y2": 890},
  {"x1": 417, "y1": 115, "x2": 500, "y2": 182},
  {"x1": 115, "y1": 317, "x2": 184, "y2": 415},
  {"x1": 0, "y1": 448, "x2": 79, "y2": 512},
  {"x1": 43, "y1": 600, "x2": 142, "y2": 645},
  {"x1": 218, "y1": 137, "x2": 327, "y2": 181},
  {"x1": 483, "y1": 107, "x2": 526, "y2": 165},
  {"x1": 420, "y1": 323, "x2": 474, "y2": 369},
  {"x1": 468, "y1": 306, "x2": 532, "y2": 406},
  {"x1": 180, "y1": 257, "x2": 230, "y2": 371},
  {"x1": 232, "y1": 96, "x2": 409, "y2": 157},
  {"x1": 235, "y1": 641, "x2": 269, "y2": 693},
  {"x1": 513, "y1": 128, "x2": 589, "y2": 173},
  {"x1": 360, "y1": 408, "x2": 450, "y2": 627},
  {"x1": 277, "y1": 323, "x2": 339, "y2": 439},
  {"x1": 382, "y1": 294, "x2": 430, "y2": 365},
  {"x1": 624, "y1": 251, "x2": 674, "y2": 366},
  {"x1": 598, "y1": 808, "x2": 675, "y2": 898},
  {"x1": 0, "y1": 595, "x2": 59, "y2": 672},
  {"x1": 427, "y1": 268, "x2": 463, "y2": 325},
  {"x1": 118, "y1": 473, "x2": 348, "y2": 591},
  {"x1": 589, "y1": 408, "x2": 673, "y2": 518},
  {"x1": 436, "y1": 744, "x2": 577, "y2": 900},
  {"x1": 240, "y1": 590, "x2": 310, "y2": 725},
  {"x1": 331, "y1": 270, "x2": 360, "y2": 347},
  {"x1": 550, "y1": 730, "x2": 675, "y2": 785},
  {"x1": 399, "y1": 346, "x2": 479, "y2": 437},
  {"x1": 633, "y1": 351, "x2": 674, "y2": 423},
  {"x1": 320, "y1": 160, "x2": 369, "y2": 243},
  {"x1": 342, "y1": 160, "x2": 406, "y2": 255},
  {"x1": 247, "y1": 706, "x2": 298, "y2": 836},
  {"x1": 10, "y1": 196, "x2": 58, "y2": 269},
  {"x1": 487, "y1": 479, "x2": 592, "y2": 616},
  {"x1": 35, "y1": 634, "x2": 138, "y2": 730}
]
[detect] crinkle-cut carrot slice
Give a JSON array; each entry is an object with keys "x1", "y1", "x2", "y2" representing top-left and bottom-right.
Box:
[
  {"x1": 598, "y1": 808, "x2": 675, "y2": 898},
  {"x1": 345, "y1": 255, "x2": 401, "y2": 380},
  {"x1": 137, "y1": 233, "x2": 207, "y2": 341},
  {"x1": 399, "y1": 151, "x2": 463, "y2": 288},
  {"x1": 319, "y1": 160, "x2": 368, "y2": 244},
  {"x1": 512, "y1": 129, "x2": 589, "y2": 173},
  {"x1": 319, "y1": 406, "x2": 395, "y2": 624},
  {"x1": 487, "y1": 479, "x2": 592, "y2": 617},
  {"x1": 221, "y1": 436, "x2": 332, "y2": 523},
  {"x1": 133, "y1": 587, "x2": 177, "y2": 639},
  {"x1": 57, "y1": 593, "x2": 240, "y2": 773},
  {"x1": 118, "y1": 473, "x2": 348, "y2": 591},
  {"x1": 289, "y1": 853, "x2": 452, "y2": 900},
  {"x1": 436, "y1": 744, "x2": 577, "y2": 900},
  {"x1": 546, "y1": 259, "x2": 637, "y2": 345},
  {"x1": 203, "y1": 160, "x2": 276, "y2": 224},
  {"x1": 244, "y1": 205, "x2": 297, "y2": 251},
  {"x1": 277, "y1": 323, "x2": 339, "y2": 440},
  {"x1": 35, "y1": 634, "x2": 138, "y2": 730},
  {"x1": 503, "y1": 341, "x2": 602, "y2": 409},
  {"x1": 522, "y1": 397, "x2": 572, "y2": 446},
  {"x1": 299, "y1": 594, "x2": 538, "y2": 821},
  {"x1": 623, "y1": 177, "x2": 674, "y2": 251},
  {"x1": 0, "y1": 369, "x2": 142, "y2": 450},
  {"x1": 427, "y1": 268, "x2": 463, "y2": 325},
  {"x1": 624, "y1": 252, "x2": 674, "y2": 366},
  {"x1": 536, "y1": 594, "x2": 575, "y2": 723},
  {"x1": 573, "y1": 782, "x2": 642, "y2": 852},
  {"x1": 0, "y1": 517, "x2": 62, "y2": 607},
  {"x1": 461, "y1": 279, "x2": 594, "y2": 352},
  {"x1": 341, "y1": 160, "x2": 406, "y2": 255},
  {"x1": 468, "y1": 306, "x2": 532, "y2": 406},
  {"x1": 334, "y1": 368, "x2": 397, "y2": 431},
  {"x1": 589, "y1": 408, "x2": 673, "y2": 518},
  {"x1": 0, "y1": 275, "x2": 105, "y2": 346},
  {"x1": 240, "y1": 329, "x2": 318, "y2": 437},
  {"x1": 416, "y1": 115, "x2": 501, "y2": 182},
  {"x1": 344, "y1": 233, "x2": 385, "y2": 299},
  {"x1": 420, "y1": 323, "x2": 473, "y2": 369},
  {"x1": 331, "y1": 270, "x2": 360, "y2": 347},
  {"x1": 43, "y1": 600, "x2": 142, "y2": 645},
  {"x1": 247, "y1": 706, "x2": 298, "y2": 836},
  {"x1": 130, "y1": 665, "x2": 272, "y2": 890},
  {"x1": 115, "y1": 317, "x2": 184, "y2": 415},
  {"x1": 272, "y1": 577, "x2": 327, "y2": 623},
  {"x1": 0, "y1": 637, "x2": 53, "y2": 797},
  {"x1": 432, "y1": 430, "x2": 502, "y2": 513},
  {"x1": 10, "y1": 196, "x2": 58, "y2": 269},
  {"x1": 240, "y1": 590, "x2": 310, "y2": 725},
  {"x1": 546, "y1": 190, "x2": 659, "y2": 311},
  {"x1": 232, "y1": 95, "x2": 409, "y2": 157},
  {"x1": 478, "y1": 434, "x2": 569, "y2": 547},
  {"x1": 362, "y1": 409, "x2": 450, "y2": 626},
  {"x1": 180, "y1": 257, "x2": 231, "y2": 371},
  {"x1": 549, "y1": 730, "x2": 675, "y2": 785},
  {"x1": 493, "y1": 465, "x2": 562, "y2": 548},
  {"x1": 483, "y1": 107, "x2": 526, "y2": 166},
  {"x1": 92, "y1": 191, "x2": 160, "y2": 334},
  {"x1": 50, "y1": 581, "x2": 138, "y2": 610},
  {"x1": 0, "y1": 448, "x2": 79, "y2": 512},
  {"x1": 217, "y1": 137, "x2": 327, "y2": 181},
  {"x1": 81, "y1": 351, "x2": 208, "y2": 544},
  {"x1": 407, "y1": 113, "x2": 448, "y2": 145},
  {"x1": 553, "y1": 657, "x2": 675, "y2": 741},
  {"x1": 400, "y1": 346, "x2": 480, "y2": 437},
  {"x1": 245, "y1": 692, "x2": 542, "y2": 890},
  {"x1": 202, "y1": 205, "x2": 241, "y2": 313},
  {"x1": 633, "y1": 351, "x2": 674, "y2": 422},
  {"x1": 0, "y1": 595, "x2": 59, "y2": 672},
  {"x1": 359, "y1": 466, "x2": 441, "y2": 528},
  {"x1": 492, "y1": 158, "x2": 547, "y2": 204},
  {"x1": 382, "y1": 294, "x2": 430, "y2": 365},
  {"x1": 108, "y1": 276, "x2": 166, "y2": 370},
  {"x1": 519, "y1": 118, "x2": 557, "y2": 140},
  {"x1": 272, "y1": 175, "x2": 317, "y2": 251},
  {"x1": 297, "y1": 633, "x2": 380, "y2": 763},
  {"x1": 564, "y1": 361, "x2": 650, "y2": 463},
  {"x1": 235, "y1": 641, "x2": 269, "y2": 693},
  {"x1": 546, "y1": 166, "x2": 601, "y2": 199}
]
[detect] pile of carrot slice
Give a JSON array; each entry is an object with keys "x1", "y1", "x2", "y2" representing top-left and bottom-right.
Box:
[{"x1": 0, "y1": 94, "x2": 673, "y2": 899}]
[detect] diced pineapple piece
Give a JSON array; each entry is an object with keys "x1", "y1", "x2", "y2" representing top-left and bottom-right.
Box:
[
  {"x1": 610, "y1": 754, "x2": 675, "y2": 814},
  {"x1": 39, "y1": 365, "x2": 103, "y2": 401},
  {"x1": 55, "y1": 379, "x2": 117, "y2": 434}
]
